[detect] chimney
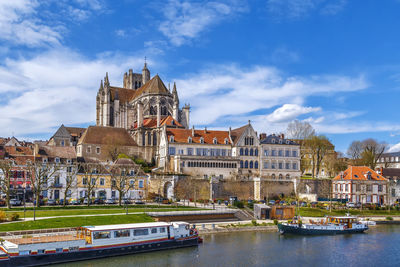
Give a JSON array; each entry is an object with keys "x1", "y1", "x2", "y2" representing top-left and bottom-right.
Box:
[
  {"x1": 204, "y1": 127, "x2": 207, "y2": 133},
  {"x1": 229, "y1": 127, "x2": 231, "y2": 137},
  {"x1": 192, "y1": 126, "x2": 195, "y2": 136},
  {"x1": 259, "y1": 133, "x2": 267, "y2": 140},
  {"x1": 280, "y1": 133, "x2": 285, "y2": 139}
]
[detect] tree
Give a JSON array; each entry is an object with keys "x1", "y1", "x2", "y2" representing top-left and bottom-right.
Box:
[
  {"x1": 306, "y1": 135, "x2": 331, "y2": 178},
  {"x1": 286, "y1": 120, "x2": 315, "y2": 140},
  {"x1": 361, "y1": 139, "x2": 387, "y2": 169},
  {"x1": 104, "y1": 137, "x2": 124, "y2": 162},
  {"x1": 109, "y1": 163, "x2": 135, "y2": 206},
  {"x1": 26, "y1": 161, "x2": 60, "y2": 207},
  {"x1": 347, "y1": 141, "x2": 363, "y2": 160},
  {"x1": 79, "y1": 163, "x2": 101, "y2": 206},
  {"x1": 61, "y1": 163, "x2": 78, "y2": 207},
  {"x1": 0, "y1": 159, "x2": 14, "y2": 208}
]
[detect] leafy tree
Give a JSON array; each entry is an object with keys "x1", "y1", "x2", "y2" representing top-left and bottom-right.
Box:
[
  {"x1": 305, "y1": 135, "x2": 331, "y2": 178},
  {"x1": 0, "y1": 159, "x2": 14, "y2": 208}
]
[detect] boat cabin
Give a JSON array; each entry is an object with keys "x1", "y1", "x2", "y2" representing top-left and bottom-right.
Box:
[{"x1": 327, "y1": 216, "x2": 358, "y2": 227}]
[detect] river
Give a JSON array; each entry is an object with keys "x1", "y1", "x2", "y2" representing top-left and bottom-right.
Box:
[{"x1": 54, "y1": 225, "x2": 400, "y2": 267}]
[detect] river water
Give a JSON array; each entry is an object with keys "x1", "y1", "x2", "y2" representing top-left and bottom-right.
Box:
[{"x1": 55, "y1": 225, "x2": 400, "y2": 267}]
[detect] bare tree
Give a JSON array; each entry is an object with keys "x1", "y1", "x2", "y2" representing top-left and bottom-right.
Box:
[
  {"x1": 109, "y1": 163, "x2": 135, "y2": 206},
  {"x1": 26, "y1": 161, "x2": 60, "y2": 207},
  {"x1": 347, "y1": 141, "x2": 363, "y2": 160},
  {"x1": 286, "y1": 120, "x2": 315, "y2": 140},
  {"x1": 0, "y1": 159, "x2": 13, "y2": 208},
  {"x1": 61, "y1": 163, "x2": 78, "y2": 207},
  {"x1": 79, "y1": 163, "x2": 101, "y2": 206},
  {"x1": 104, "y1": 137, "x2": 124, "y2": 161},
  {"x1": 361, "y1": 138, "x2": 387, "y2": 169}
]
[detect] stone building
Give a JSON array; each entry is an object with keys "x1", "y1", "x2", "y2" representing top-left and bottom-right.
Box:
[
  {"x1": 332, "y1": 166, "x2": 388, "y2": 204},
  {"x1": 259, "y1": 134, "x2": 301, "y2": 180},
  {"x1": 48, "y1": 124, "x2": 86, "y2": 147},
  {"x1": 76, "y1": 126, "x2": 138, "y2": 161},
  {"x1": 376, "y1": 152, "x2": 400, "y2": 169},
  {"x1": 377, "y1": 168, "x2": 400, "y2": 204},
  {"x1": 96, "y1": 63, "x2": 190, "y2": 162},
  {"x1": 158, "y1": 126, "x2": 239, "y2": 179}
]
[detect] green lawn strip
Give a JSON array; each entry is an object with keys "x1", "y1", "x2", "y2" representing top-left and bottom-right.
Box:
[
  {"x1": 5, "y1": 208, "x2": 206, "y2": 218},
  {"x1": 0, "y1": 214, "x2": 154, "y2": 232},
  {"x1": 298, "y1": 207, "x2": 400, "y2": 217}
]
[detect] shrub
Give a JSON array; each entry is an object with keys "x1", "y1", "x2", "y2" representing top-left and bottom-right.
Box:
[
  {"x1": 251, "y1": 220, "x2": 258, "y2": 226},
  {"x1": 386, "y1": 216, "x2": 393, "y2": 221},
  {"x1": 9, "y1": 213, "x2": 19, "y2": 221},
  {"x1": 247, "y1": 202, "x2": 254, "y2": 209},
  {"x1": 233, "y1": 201, "x2": 244, "y2": 208},
  {"x1": 0, "y1": 211, "x2": 6, "y2": 222},
  {"x1": 273, "y1": 219, "x2": 278, "y2": 225}
]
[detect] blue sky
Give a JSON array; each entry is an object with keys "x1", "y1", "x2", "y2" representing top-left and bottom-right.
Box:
[{"x1": 1, "y1": 0, "x2": 400, "y2": 154}]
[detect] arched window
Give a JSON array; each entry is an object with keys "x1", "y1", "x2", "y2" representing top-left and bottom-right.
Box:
[
  {"x1": 255, "y1": 149, "x2": 258, "y2": 156},
  {"x1": 245, "y1": 148, "x2": 248, "y2": 156},
  {"x1": 245, "y1": 161, "x2": 249, "y2": 168},
  {"x1": 213, "y1": 137, "x2": 218, "y2": 144},
  {"x1": 240, "y1": 148, "x2": 244, "y2": 156},
  {"x1": 169, "y1": 136, "x2": 174, "y2": 143},
  {"x1": 286, "y1": 174, "x2": 290, "y2": 180},
  {"x1": 279, "y1": 174, "x2": 283, "y2": 180},
  {"x1": 188, "y1": 136, "x2": 192, "y2": 143},
  {"x1": 150, "y1": 106, "x2": 156, "y2": 115},
  {"x1": 147, "y1": 132, "x2": 151, "y2": 145},
  {"x1": 255, "y1": 161, "x2": 258, "y2": 169},
  {"x1": 250, "y1": 148, "x2": 253, "y2": 156},
  {"x1": 271, "y1": 174, "x2": 275, "y2": 179},
  {"x1": 224, "y1": 138, "x2": 229, "y2": 144},
  {"x1": 200, "y1": 137, "x2": 204, "y2": 144},
  {"x1": 249, "y1": 161, "x2": 253, "y2": 169},
  {"x1": 240, "y1": 161, "x2": 243, "y2": 168}
]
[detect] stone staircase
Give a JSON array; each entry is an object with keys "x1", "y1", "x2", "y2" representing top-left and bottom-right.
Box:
[{"x1": 235, "y1": 208, "x2": 255, "y2": 221}]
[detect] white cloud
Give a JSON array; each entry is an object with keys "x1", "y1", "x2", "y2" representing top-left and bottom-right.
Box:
[
  {"x1": 265, "y1": 104, "x2": 320, "y2": 122},
  {"x1": 159, "y1": 0, "x2": 247, "y2": 46},
  {"x1": 389, "y1": 143, "x2": 400, "y2": 153},
  {"x1": 0, "y1": 48, "x2": 146, "y2": 137},
  {"x1": 267, "y1": 0, "x2": 347, "y2": 19},
  {"x1": 175, "y1": 64, "x2": 368, "y2": 126},
  {"x1": 0, "y1": 0, "x2": 62, "y2": 47}
]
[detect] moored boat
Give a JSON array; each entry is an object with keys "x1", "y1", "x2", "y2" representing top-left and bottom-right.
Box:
[
  {"x1": 278, "y1": 215, "x2": 368, "y2": 235},
  {"x1": 0, "y1": 221, "x2": 199, "y2": 267}
]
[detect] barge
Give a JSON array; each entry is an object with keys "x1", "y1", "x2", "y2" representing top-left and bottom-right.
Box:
[
  {"x1": 278, "y1": 215, "x2": 368, "y2": 235},
  {"x1": 0, "y1": 221, "x2": 199, "y2": 266}
]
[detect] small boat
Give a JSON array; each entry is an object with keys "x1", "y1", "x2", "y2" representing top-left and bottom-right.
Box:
[
  {"x1": 278, "y1": 215, "x2": 368, "y2": 235},
  {"x1": 0, "y1": 221, "x2": 199, "y2": 267}
]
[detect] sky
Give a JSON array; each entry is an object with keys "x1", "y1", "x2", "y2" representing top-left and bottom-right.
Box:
[{"x1": 1, "y1": 0, "x2": 400, "y2": 154}]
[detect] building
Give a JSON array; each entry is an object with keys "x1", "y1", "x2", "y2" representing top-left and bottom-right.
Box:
[
  {"x1": 48, "y1": 125, "x2": 86, "y2": 147},
  {"x1": 259, "y1": 134, "x2": 301, "y2": 180},
  {"x1": 230, "y1": 122, "x2": 260, "y2": 177},
  {"x1": 96, "y1": 63, "x2": 190, "y2": 162},
  {"x1": 159, "y1": 126, "x2": 239, "y2": 179},
  {"x1": 76, "y1": 126, "x2": 139, "y2": 161},
  {"x1": 332, "y1": 166, "x2": 388, "y2": 204},
  {"x1": 376, "y1": 152, "x2": 400, "y2": 169},
  {"x1": 377, "y1": 168, "x2": 400, "y2": 204}
]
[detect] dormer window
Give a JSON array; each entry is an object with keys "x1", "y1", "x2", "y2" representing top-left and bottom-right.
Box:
[
  {"x1": 170, "y1": 136, "x2": 174, "y2": 143},
  {"x1": 213, "y1": 137, "x2": 217, "y2": 144},
  {"x1": 200, "y1": 137, "x2": 204, "y2": 144},
  {"x1": 188, "y1": 136, "x2": 192, "y2": 143},
  {"x1": 43, "y1": 158, "x2": 48, "y2": 163},
  {"x1": 286, "y1": 140, "x2": 290, "y2": 144},
  {"x1": 279, "y1": 139, "x2": 282, "y2": 144},
  {"x1": 272, "y1": 139, "x2": 275, "y2": 144},
  {"x1": 55, "y1": 157, "x2": 60, "y2": 163},
  {"x1": 224, "y1": 138, "x2": 229, "y2": 144}
]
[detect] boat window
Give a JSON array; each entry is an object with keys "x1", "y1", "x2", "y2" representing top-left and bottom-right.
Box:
[
  {"x1": 56, "y1": 248, "x2": 63, "y2": 253},
  {"x1": 93, "y1": 231, "x2": 111, "y2": 239},
  {"x1": 151, "y1": 228, "x2": 157, "y2": 234},
  {"x1": 69, "y1": 247, "x2": 79, "y2": 252},
  {"x1": 114, "y1": 230, "x2": 130, "y2": 238},
  {"x1": 19, "y1": 250, "x2": 31, "y2": 255},
  {"x1": 160, "y1": 227, "x2": 166, "y2": 233},
  {"x1": 134, "y1": 229, "x2": 149, "y2": 236},
  {"x1": 38, "y1": 249, "x2": 45, "y2": 254}
]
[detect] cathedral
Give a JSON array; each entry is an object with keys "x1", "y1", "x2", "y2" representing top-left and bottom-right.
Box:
[{"x1": 96, "y1": 62, "x2": 190, "y2": 162}]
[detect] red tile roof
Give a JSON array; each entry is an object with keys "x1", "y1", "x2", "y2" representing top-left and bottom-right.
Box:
[
  {"x1": 167, "y1": 128, "x2": 231, "y2": 145},
  {"x1": 134, "y1": 116, "x2": 183, "y2": 129},
  {"x1": 333, "y1": 166, "x2": 387, "y2": 181}
]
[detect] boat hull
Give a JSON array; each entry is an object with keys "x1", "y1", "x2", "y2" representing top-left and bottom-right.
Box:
[
  {"x1": 2, "y1": 238, "x2": 198, "y2": 267},
  {"x1": 278, "y1": 224, "x2": 368, "y2": 235}
]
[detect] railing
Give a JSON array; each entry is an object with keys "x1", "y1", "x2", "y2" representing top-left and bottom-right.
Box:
[
  {"x1": 147, "y1": 208, "x2": 236, "y2": 216},
  {"x1": 4, "y1": 230, "x2": 82, "y2": 245}
]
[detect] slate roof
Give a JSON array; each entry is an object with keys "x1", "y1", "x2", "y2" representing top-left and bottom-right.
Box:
[
  {"x1": 230, "y1": 125, "x2": 248, "y2": 145},
  {"x1": 260, "y1": 134, "x2": 298, "y2": 145},
  {"x1": 333, "y1": 166, "x2": 387, "y2": 181},
  {"x1": 78, "y1": 126, "x2": 137, "y2": 146}
]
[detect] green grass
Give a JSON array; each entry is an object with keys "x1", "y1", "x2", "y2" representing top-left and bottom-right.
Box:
[
  {"x1": 4, "y1": 207, "x2": 204, "y2": 218},
  {"x1": 298, "y1": 207, "x2": 400, "y2": 217},
  {"x1": 0, "y1": 214, "x2": 154, "y2": 232}
]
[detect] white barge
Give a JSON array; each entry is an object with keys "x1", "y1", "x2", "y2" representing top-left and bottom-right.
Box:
[{"x1": 0, "y1": 221, "x2": 199, "y2": 266}]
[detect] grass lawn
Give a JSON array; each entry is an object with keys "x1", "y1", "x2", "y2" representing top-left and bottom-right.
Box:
[
  {"x1": 0, "y1": 214, "x2": 154, "y2": 232},
  {"x1": 298, "y1": 207, "x2": 400, "y2": 217},
  {"x1": 4, "y1": 207, "x2": 204, "y2": 218}
]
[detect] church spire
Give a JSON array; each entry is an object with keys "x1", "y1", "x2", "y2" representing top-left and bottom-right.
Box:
[
  {"x1": 142, "y1": 57, "x2": 150, "y2": 85},
  {"x1": 172, "y1": 82, "x2": 179, "y2": 103},
  {"x1": 99, "y1": 80, "x2": 103, "y2": 91},
  {"x1": 104, "y1": 72, "x2": 110, "y2": 87}
]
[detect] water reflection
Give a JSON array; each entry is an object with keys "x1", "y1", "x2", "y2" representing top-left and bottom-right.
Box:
[{"x1": 54, "y1": 226, "x2": 400, "y2": 267}]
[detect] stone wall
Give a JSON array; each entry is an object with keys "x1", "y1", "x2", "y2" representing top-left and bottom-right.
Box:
[
  {"x1": 260, "y1": 181, "x2": 295, "y2": 200},
  {"x1": 298, "y1": 179, "x2": 331, "y2": 199}
]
